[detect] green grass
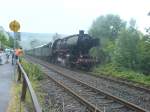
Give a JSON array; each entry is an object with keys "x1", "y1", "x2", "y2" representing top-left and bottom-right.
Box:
[
  {"x1": 92, "y1": 63, "x2": 150, "y2": 86},
  {"x1": 21, "y1": 59, "x2": 43, "y2": 80},
  {"x1": 21, "y1": 59, "x2": 58, "y2": 112},
  {"x1": 20, "y1": 59, "x2": 44, "y2": 111},
  {"x1": 7, "y1": 83, "x2": 24, "y2": 112}
]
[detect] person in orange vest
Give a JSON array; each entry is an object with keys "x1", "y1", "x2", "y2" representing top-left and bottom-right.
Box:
[
  {"x1": 15, "y1": 47, "x2": 23, "y2": 63},
  {"x1": 18, "y1": 47, "x2": 23, "y2": 62}
]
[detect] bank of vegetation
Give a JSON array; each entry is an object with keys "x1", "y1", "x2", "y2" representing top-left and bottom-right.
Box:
[{"x1": 89, "y1": 14, "x2": 150, "y2": 86}]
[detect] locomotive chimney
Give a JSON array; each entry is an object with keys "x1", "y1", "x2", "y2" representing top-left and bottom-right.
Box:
[{"x1": 79, "y1": 30, "x2": 84, "y2": 35}]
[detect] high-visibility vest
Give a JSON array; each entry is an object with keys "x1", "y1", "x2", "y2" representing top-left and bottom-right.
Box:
[
  {"x1": 15, "y1": 49, "x2": 23, "y2": 56},
  {"x1": 15, "y1": 49, "x2": 19, "y2": 56},
  {"x1": 19, "y1": 49, "x2": 23, "y2": 56}
]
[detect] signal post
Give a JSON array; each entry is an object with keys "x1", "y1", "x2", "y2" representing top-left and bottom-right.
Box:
[{"x1": 9, "y1": 20, "x2": 21, "y2": 81}]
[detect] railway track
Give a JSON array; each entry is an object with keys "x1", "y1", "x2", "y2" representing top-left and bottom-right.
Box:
[
  {"x1": 45, "y1": 71, "x2": 102, "y2": 112},
  {"x1": 26, "y1": 56, "x2": 148, "y2": 112},
  {"x1": 52, "y1": 63, "x2": 150, "y2": 94},
  {"x1": 40, "y1": 76, "x2": 90, "y2": 112}
]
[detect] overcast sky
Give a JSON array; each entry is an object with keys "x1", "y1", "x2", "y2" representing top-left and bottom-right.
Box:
[{"x1": 0, "y1": 0, "x2": 150, "y2": 34}]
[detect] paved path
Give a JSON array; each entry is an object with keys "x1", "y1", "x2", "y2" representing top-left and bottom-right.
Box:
[{"x1": 0, "y1": 55, "x2": 13, "y2": 112}]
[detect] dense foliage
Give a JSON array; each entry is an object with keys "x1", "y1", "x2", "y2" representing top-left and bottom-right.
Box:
[
  {"x1": 0, "y1": 31, "x2": 20, "y2": 48},
  {"x1": 114, "y1": 28, "x2": 140, "y2": 69},
  {"x1": 138, "y1": 37, "x2": 150, "y2": 74},
  {"x1": 89, "y1": 14, "x2": 150, "y2": 77},
  {"x1": 0, "y1": 32, "x2": 10, "y2": 48}
]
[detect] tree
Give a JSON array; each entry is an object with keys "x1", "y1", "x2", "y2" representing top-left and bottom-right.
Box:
[
  {"x1": 129, "y1": 19, "x2": 136, "y2": 29},
  {"x1": 88, "y1": 14, "x2": 126, "y2": 62},
  {"x1": 138, "y1": 36, "x2": 150, "y2": 74},
  {"x1": 89, "y1": 47, "x2": 106, "y2": 63},
  {"x1": 136, "y1": 11, "x2": 150, "y2": 74},
  {"x1": 114, "y1": 28, "x2": 140, "y2": 69},
  {"x1": 89, "y1": 14, "x2": 126, "y2": 46},
  {"x1": 146, "y1": 12, "x2": 150, "y2": 35},
  {"x1": 0, "y1": 32, "x2": 9, "y2": 48},
  {"x1": 8, "y1": 36, "x2": 14, "y2": 48}
]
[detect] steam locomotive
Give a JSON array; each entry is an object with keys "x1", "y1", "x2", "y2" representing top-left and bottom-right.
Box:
[{"x1": 27, "y1": 30, "x2": 99, "y2": 69}]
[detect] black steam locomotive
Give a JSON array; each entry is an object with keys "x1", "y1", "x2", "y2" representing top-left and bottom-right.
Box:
[{"x1": 27, "y1": 30, "x2": 99, "y2": 69}]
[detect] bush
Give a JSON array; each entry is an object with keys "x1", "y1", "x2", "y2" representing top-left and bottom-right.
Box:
[{"x1": 21, "y1": 59, "x2": 43, "y2": 80}]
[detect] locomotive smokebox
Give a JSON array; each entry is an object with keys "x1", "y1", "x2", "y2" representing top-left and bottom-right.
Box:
[{"x1": 79, "y1": 30, "x2": 84, "y2": 35}]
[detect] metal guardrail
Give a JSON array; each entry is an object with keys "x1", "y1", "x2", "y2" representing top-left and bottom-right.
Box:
[{"x1": 17, "y1": 62, "x2": 42, "y2": 112}]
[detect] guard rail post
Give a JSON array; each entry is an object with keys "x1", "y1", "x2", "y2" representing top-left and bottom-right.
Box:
[
  {"x1": 17, "y1": 64, "x2": 21, "y2": 81},
  {"x1": 21, "y1": 76, "x2": 27, "y2": 101}
]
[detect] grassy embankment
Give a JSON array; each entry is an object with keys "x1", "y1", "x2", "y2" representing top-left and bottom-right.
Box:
[
  {"x1": 92, "y1": 63, "x2": 150, "y2": 86},
  {"x1": 7, "y1": 59, "x2": 53, "y2": 112}
]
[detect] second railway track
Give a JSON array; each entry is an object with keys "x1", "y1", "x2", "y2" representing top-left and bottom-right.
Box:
[{"x1": 26, "y1": 56, "x2": 148, "y2": 112}]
